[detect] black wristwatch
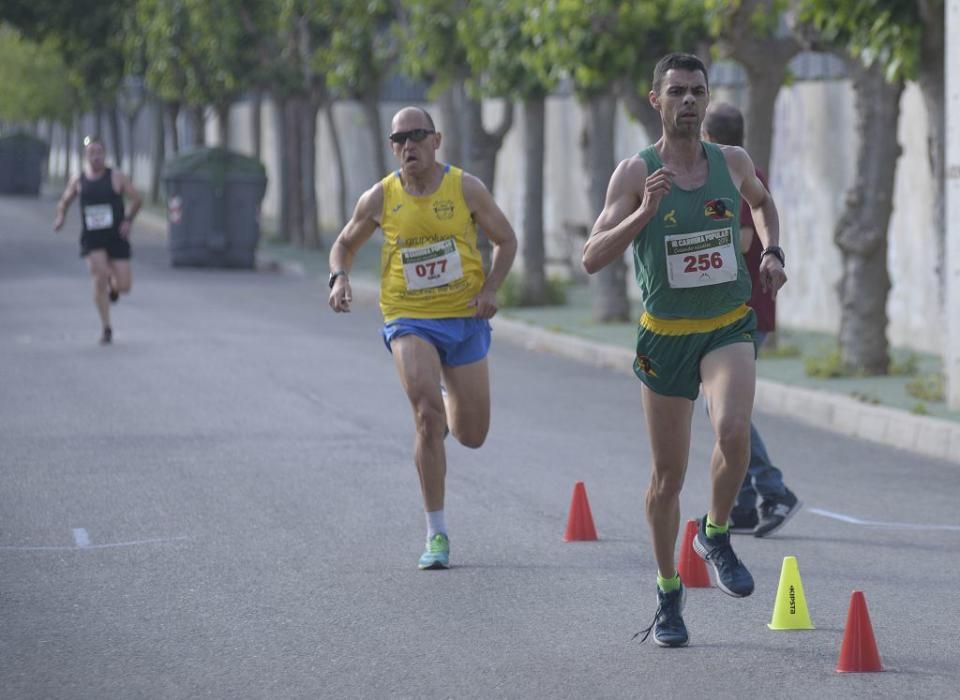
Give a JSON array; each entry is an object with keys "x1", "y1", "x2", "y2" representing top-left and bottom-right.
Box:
[
  {"x1": 328, "y1": 270, "x2": 348, "y2": 288},
  {"x1": 761, "y1": 246, "x2": 785, "y2": 268}
]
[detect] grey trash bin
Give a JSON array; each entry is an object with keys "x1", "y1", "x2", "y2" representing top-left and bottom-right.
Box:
[
  {"x1": 0, "y1": 132, "x2": 48, "y2": 196},
  {"x1": 162, "y1": 147, "x2": 268, "y2": 268}
]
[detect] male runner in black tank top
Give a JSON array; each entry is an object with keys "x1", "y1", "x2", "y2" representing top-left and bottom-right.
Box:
[{"x1": 54, "y1": 136, "x2": 142, "y2": 345}]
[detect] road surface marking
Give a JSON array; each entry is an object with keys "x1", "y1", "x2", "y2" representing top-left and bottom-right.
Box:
[
  {"x1": 808, "y1": 507, "x2": 960, "y2": 532},
  {"x1": 72, "y1": 528, "x2": 90, "y2": 548},
  {"x1": 0, "y1": 536, "x2": 190, "y2": 551}
]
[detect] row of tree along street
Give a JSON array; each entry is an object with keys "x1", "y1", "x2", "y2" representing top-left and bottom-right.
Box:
[{"x1": 0, "y1": 0, "x2": 947, "y2": 376}]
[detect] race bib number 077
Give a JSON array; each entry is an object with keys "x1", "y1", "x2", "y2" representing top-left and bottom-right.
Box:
[{"x1": 401, "y1": 239, "x2": 464, "y2": 291}]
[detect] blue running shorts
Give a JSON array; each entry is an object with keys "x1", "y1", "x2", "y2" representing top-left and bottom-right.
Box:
[{"x1": 381, "y1": 317, "x2": 492, "y2": 366}]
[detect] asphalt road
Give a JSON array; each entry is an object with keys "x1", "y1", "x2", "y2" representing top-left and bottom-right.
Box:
[{"x1": 2, "y1": 192, "x2": 959, "y2": 699}]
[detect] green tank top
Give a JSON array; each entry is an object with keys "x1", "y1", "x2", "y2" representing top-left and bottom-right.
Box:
[{"x1": 633, "y1": 142, "x2": 751, "y2": 319}]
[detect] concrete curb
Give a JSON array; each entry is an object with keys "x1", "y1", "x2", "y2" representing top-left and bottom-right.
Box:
[
  {"x1": 492, "y1": 316, "x2": 960, "y2": 465},
  {"x1": 277, "y1": 260, "x2": 960, "y2": 465}
]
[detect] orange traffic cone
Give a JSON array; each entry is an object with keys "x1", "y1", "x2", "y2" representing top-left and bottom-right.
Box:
[
  {"x1": 677, "y1": 519, "x2": 712, "y2": 587},
  {"x1": 836, "y1": 591, "x2": 883, "y2": 673},
  {"x1": 563, "y1": 481, "x2": 598, "y2": 541}
]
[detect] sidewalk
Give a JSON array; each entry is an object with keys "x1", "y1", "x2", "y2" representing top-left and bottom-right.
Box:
[{"x1": 136, "y1": 207, "x2": 960, "y2": 465}]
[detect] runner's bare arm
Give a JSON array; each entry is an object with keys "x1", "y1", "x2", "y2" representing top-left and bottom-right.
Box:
[
  {"x1": 117, "y1": 173, "x2": 143, "y2": 237},
  {"x1": 462, "y1": 173, "x2": 517, "y2": 307},
  {"x1": 119, "y1": 173, "x2": 143, "y2": 220},
  {"x1": 723, "y1": 146, "x2": 779, "y2": 251},
  {"x1": 723, "y1": 146, "x2": 786, "y2": 296},
  {"x1": 328, "y1": 184, "x2": 383, "y2": 312},
  {"x1": 583, "y1": 157, "x2": 670, "y2": 274},
  {"x1": 53, "y1": 176, "x2": 80, "y2": 231}
]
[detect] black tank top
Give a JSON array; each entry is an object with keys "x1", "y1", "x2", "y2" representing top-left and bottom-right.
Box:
[{"x1": 80, "y1": 168, "x2": 125, "y2": 235}]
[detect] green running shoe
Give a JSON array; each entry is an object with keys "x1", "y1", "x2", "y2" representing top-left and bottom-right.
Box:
[{"x1": 418, "y1": 533, "x2": 450, "y2": 570}]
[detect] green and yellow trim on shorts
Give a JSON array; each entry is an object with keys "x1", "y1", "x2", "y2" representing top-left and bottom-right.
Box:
[{"x1": 633, "y1": 304, "x2": 757, "y2": 400}]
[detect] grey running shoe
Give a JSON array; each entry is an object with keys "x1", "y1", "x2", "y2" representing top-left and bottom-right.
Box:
[
  {"x1": 99, "y1": 327, "x2": 113, "y2": 345},
  {"x1": 693, "y1": 515, "x2": 754, "y2": 597},
  {"x1": 755, "y1": 488, "x2": 802, "y2": 538},
  {"x1": 633, "y1": 583, "x2": 688, "y2": 648}
]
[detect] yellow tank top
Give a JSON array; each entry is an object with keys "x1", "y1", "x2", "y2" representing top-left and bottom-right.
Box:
[{"x1": 379, "y1": 165, "x2": 485, "y2": 321}]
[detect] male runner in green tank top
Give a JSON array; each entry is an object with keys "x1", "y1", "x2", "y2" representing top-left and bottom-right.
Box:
[{"x1": 583, "y1": 53, "x2": 787, "y2": 647}]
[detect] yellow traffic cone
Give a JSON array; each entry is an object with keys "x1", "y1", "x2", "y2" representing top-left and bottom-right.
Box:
[{"x1": 768, "y1": 556, "x2": 815, "y2": 630}]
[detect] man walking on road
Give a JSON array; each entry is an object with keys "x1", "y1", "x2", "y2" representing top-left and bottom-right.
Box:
[
  {"x1": 328, "y1": 106, "x2": 518, "y2": 570},
  {"x1": 702, "y1": 103, "x2": 802, "y2": 538},
  {"x1": 53, "y1": 136, "x2": 142, "y2": 345},
  {"x1": 583, "y1": 53, "x2": 787, "y2": 646}
]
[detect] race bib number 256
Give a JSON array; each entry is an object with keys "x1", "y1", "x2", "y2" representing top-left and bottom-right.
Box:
[{"x1": 664, "y1": 227, "x2": 738, "y2": 289}]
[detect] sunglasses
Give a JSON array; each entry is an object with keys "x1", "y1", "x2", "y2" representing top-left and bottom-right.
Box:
[{"x1": 389, "y1": 128, "x2": 435, "y2": 145}]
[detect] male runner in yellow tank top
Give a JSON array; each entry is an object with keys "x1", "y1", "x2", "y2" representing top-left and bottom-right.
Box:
[{"x1": 328, "y1": 106, "x2": 517, "y2": 569}]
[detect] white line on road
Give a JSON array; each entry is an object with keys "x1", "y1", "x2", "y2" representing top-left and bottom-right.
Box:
[
  {"x1": 72, "y1": 528, "x2": 90, "y2": 548},
  {"x1": 808, "y1": 507, "x2": 960, "y2": 532},
  {"x1": 0, "y1": 536, "x2": 190, "y2": 551}
]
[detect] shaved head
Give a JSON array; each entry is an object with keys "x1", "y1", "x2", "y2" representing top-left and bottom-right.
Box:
[
  {"x1": 703, "y1": 103, "x2": 744, "y2": 147},
  {"x1": 391, "y1": 106, "x2": 436, "y2": 133}
]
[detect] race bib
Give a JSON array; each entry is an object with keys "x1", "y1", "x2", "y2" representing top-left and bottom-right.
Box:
[
  {"x1": 665, "y1": 227, "x2": 738, "y2": 288},
  {"x1": 83, "y1": 204, "x2": 114, "y2": 231},
  {"x1": 401, "y1": 239, "x2": 464, "y2": 291}
]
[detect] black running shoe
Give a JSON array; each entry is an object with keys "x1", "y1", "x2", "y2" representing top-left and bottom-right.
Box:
[
  {"x1": 633, "y1": 583, "x2": 688, "y2": 647},
  {"x1": 755, "y1": 488, "x2": 802, "y2": 538},
  {"x1": 99, "y1": 327, "x2": 112, "y2": 345},
  {"x1": 729, "y1": 508, "x2": 758, "y2": 534},
  {"x1": 108, "y1": 283, "x2": 119, "y2": 303},
  {"x1": 693, "y1": 515, "x2": 754, "y2": 597}
]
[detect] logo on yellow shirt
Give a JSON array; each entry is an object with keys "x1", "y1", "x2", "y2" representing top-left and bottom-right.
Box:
[{"x1": 433, "y1": 200, "x2": 455, "y2": 220}]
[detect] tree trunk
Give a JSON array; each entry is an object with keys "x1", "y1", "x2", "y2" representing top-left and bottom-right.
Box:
[
  {"x1": 166, "y1": 102, "x2": 181, "y2": 155},
  {"x1": 283, "y1": 96, "x2": 304, "y2": 246},
  {"x1": 520, "y1": 95, "x2": 548, "y2": 305},
  {"x1": 273, "y1": 95, "x2": 290, "y2": 242},
  {"x1": 621, "y1": 84, "x2": 662, "y2": 142},
  {"x1": 216, "y1": 103, "x2": 231, "y2": 147},
  {"x1": 715, "y1": 0, "x2": 800, "y2": 174},
  {"x1": 437, "y1": 83, "x2": 463, "y2": 166},
  {"x1": 74, "y1": 114, "x2": 83, "y2": 173},
  {"x1": 583, "y1": 93, "x2": 630, "y2": 322},
  {"x1": 325, "y1": 103, "x2": 349, "y2": 229},
  {"x1": 108, "y1": 104, "x2": 123, "y2": 167},
  {"x1": 150, "y1": 98, "x2": 165, "y2": 204},
  {"x1": 918, "y1": 0, "x2": 946, "y2": 298},
  {"x1": 189, "y1": 106, "x2": 205, "y2": 148},
  {"x1": 251, "y1": 91, "x2": 262, "y2": 160},
  {"x1": 361, "y1": 89, "x2": 388, "y2": 178},
  {"x1": 300, "y1": 98, "x2": 321, "y2": 249},
  {"x1": 462, "y1": 95, "x2": 514, "y2": 192},
  {"x1": 42, "y1": 121, "x2": 53, "y2": 180},
  {"x1": 63, "y1": 118, "x2": 72, "y2": 179},
  {"x1": 462, "y1": 93, "x2": 514, "y2": 271},
  {"x1": 125, "y1": 115, "x2": 137, "y2": 183},
  {"x1": 94, "y1": 110, "x2": 103, "y2": 141},
  {"x1": 834, "y1": 58, "x2": 903, "y2": 374},
  {"x1": 742, "y1": 61, "x2": 790, "y2": 177}
]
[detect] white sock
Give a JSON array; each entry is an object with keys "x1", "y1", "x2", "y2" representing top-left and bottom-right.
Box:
[{"x1": 426, "y1": 510, "x2": 447, "y2": 539}]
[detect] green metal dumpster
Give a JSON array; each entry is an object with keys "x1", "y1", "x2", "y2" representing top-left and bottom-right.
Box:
[
  {"x1": 162, "y1": 148, "x2": 268, "y2": 268},
  {"x1": 0, "y1": 132, "x2": 48, "y2": 196}
]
